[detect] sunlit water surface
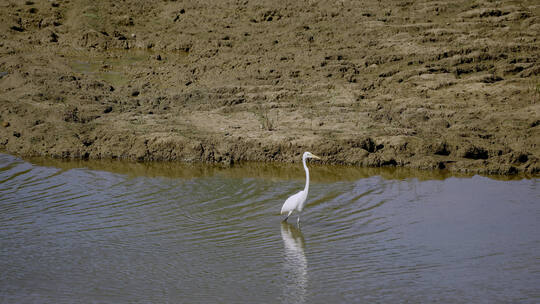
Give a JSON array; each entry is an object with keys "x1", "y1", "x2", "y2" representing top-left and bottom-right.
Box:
[{"x1": 1, "y1": 153, "x2": 539, "y2": 303}]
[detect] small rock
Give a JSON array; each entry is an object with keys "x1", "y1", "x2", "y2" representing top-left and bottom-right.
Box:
[
  {"x1": 13, "y1": 131, "x2": 21, "y2": 138},
  {"x1": 131, "y1": 90, "x2": 140, "y2": 97},
  {"x1": 156, "y1": 54, "x2": 162, "y2": 61},
  {"x1": 2, "y1": 121, "x2": 10, "y2": 128},
  {"x1": 103, "y1": 106, "x2": 113, "y2": 113}
]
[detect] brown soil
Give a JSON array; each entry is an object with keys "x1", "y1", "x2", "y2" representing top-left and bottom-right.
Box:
[{"x1": 0, "y1": 0, "x2": 539, "y2": 175}]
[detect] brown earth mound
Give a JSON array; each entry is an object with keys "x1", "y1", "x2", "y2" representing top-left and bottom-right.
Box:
[{"x1": 0, "y1": 0, "x2": 539, "y2": 175}]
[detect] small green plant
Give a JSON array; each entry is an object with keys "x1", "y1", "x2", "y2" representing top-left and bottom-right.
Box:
[
  {"x1": 255, "y1": 103, "x2": 276, "y2": 131},
  {"x1": 534, "y1": 82, "x2": 540, "y2": 103},
  {"x1": 528, "y1": 78, "x2": 540, "y2": 103}
]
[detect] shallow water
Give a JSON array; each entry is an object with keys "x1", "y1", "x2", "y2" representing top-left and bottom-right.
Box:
[{"x1": 0, "y1": 153, "x2": 539, "y2": 303}]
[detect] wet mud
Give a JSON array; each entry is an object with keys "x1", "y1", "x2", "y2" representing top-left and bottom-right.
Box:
[{"x1": 0, "y1": 0, "x2": 539, "y2": 175}]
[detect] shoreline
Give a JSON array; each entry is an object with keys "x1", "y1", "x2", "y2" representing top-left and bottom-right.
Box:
[{"x1": 3, "y1": 152, "x2": 537, "y2": 181}]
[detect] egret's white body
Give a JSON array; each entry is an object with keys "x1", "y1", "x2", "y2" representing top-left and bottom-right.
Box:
[{"x1": 281, "y1": 152, "x2": 320, "y2": 225}]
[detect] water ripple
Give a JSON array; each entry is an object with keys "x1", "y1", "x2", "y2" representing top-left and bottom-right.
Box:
[{"x1": 0, "y1": 153, "x2": 539, "y2": 303}]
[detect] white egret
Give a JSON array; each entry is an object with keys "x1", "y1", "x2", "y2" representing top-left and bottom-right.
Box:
[{"x1": 281, "y1": 151, "x2": 320, "y2": 225}]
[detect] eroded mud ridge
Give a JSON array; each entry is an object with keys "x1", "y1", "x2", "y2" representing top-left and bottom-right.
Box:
[{"x1": 0, "y1": 0, "x2": 539, "y2": 174}]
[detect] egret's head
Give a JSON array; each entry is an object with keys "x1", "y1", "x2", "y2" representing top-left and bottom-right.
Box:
[{"x1": 303, "y1": 151, "x2": 321, "y2": 160}]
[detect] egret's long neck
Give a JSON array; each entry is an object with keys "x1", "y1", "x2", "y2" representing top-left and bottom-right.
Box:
[{"x1": 303, "y1": 156, "x2": 310, "y2": 194}]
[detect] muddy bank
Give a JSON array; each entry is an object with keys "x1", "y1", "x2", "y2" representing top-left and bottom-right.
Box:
[{"x1": 0, "y1": 0, "x2": 539, "y2": 175}]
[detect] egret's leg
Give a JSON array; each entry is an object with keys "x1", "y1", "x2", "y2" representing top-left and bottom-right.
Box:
[
  {"x1": 282, "y1": 211, "x2": 293, "y2": 222},
  {"x1": 297, "y1": 215, "x2": 300, "y2": 226}
]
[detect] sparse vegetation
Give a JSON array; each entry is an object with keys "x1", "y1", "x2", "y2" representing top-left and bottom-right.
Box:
[{"x1": 255, "y1": 103, "x2": 276, "y2": 131}]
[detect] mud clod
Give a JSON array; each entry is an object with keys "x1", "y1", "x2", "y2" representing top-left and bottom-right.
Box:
[
  {"x1": 463, "y1": 146, "x2": 489, "y2": 160},
  {"x1": 10, "y1": 26, "x2": 25, "y2": 32}
]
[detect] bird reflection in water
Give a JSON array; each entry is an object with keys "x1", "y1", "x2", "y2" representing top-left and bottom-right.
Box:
[{"x1": 280, "y1": 221, "x2": 308, "y2": 304}]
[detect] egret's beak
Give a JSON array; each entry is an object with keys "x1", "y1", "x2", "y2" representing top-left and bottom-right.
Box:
[{"x1": 311, "y1": 154, "x2": 321, "y2": 160}]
